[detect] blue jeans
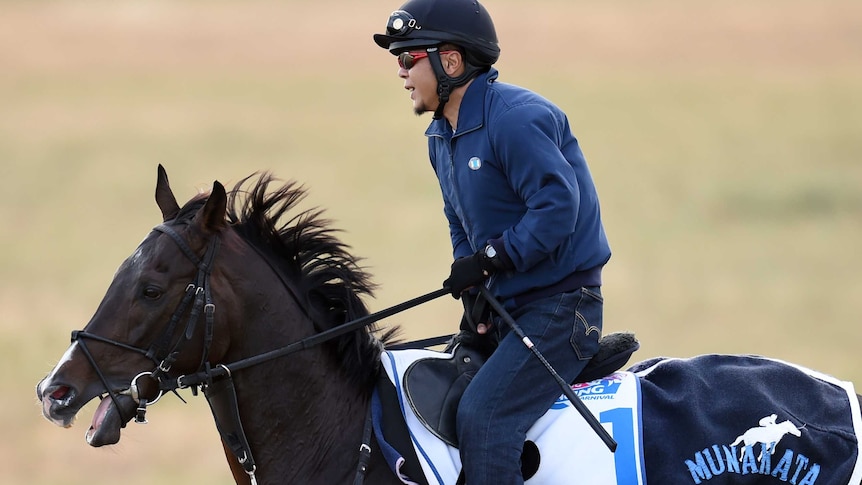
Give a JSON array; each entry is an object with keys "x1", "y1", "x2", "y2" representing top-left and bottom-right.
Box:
[{"x1": 456, "y1": 287, "x2": 603, "y2": 485}]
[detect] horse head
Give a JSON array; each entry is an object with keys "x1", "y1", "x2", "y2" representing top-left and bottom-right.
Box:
[
  {"x1": 36, "y1": 165, "x2": 242, "y2": 446},
  {"x1": 37, "y1": 164, "x2": 385, "y2": 468},
  {"x1": 779, "y1": 420, "x2": 803, "y2": 438}
]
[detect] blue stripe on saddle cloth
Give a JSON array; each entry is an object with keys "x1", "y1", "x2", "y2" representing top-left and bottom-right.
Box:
[{"x1": 631, "y1": 355, "x2": 862, "y2": 485}]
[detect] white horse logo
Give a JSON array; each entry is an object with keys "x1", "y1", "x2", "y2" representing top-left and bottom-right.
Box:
[{"x1": 730, "y1": 414, "x2": 803, "y2": 460}]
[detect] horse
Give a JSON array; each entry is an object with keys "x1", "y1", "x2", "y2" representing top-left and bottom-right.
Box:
[{"x1": 37, "y1": 166, "x2": 862, "y2": 485}]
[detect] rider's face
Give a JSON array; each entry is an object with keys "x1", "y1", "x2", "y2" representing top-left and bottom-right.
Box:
[{"x1": 397, "y1": 52, "x2": 439, "y2": 116}]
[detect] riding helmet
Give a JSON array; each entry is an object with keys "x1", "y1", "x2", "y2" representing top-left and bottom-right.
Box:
[{"x1": 373, "y1": 0, "x2": 500, "y2": 67}]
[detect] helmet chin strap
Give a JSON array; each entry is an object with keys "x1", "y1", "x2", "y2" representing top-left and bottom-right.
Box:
[{"x1": 426, "y1": 47, "x2": 484, "y2": 121}]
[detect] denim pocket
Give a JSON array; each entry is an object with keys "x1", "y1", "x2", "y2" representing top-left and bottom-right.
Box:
[{"x1": 571, "y1": 286, "x2": 603, "y2": 361}]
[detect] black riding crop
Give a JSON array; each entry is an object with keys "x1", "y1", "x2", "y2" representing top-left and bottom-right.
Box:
[{"x1": 478, "y1": 285, "x2": 618, "y2": 453}]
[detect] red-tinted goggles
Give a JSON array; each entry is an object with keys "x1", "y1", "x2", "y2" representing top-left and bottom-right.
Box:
[{"x1": 397, "y1": 50, "x2": 457, "y2": 70}]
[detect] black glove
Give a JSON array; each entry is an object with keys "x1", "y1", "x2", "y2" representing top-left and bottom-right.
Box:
[{"x1": 443, "y1": 252, "x2": 495, "y2": 298}]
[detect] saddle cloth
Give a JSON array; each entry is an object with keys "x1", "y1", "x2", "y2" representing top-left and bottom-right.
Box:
[{"x1": 375, "y1": 349, "x2": 647, "y2": 485}]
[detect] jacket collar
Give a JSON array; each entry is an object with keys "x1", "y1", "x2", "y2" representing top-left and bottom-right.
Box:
[{"x1": 425, "y1": 68, "x2": 499, "y2": 138}]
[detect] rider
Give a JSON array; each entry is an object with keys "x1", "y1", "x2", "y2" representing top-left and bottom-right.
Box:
[{"x1": 373, "y1": 0, "x2": 611, "y2": 483}]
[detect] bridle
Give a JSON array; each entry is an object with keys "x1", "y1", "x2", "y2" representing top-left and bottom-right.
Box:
[
  {"x1": 71, "y1": 223, "x2": 219, "y2": 424},
  {"x1": 67, "y1": 221, "x2": 415, "y2": 485}
]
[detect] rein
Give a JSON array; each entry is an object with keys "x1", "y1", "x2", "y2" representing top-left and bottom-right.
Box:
[
  {"x1": 73, "y1": 222, "x2": 450, "y2": 485},
  {"x1": 169, "y1": 287, "x2": 450, "y2": 389}
]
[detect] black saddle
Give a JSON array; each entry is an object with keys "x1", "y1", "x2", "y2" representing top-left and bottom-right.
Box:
[{"x1": 402, "y1": 331, "x2": 639, "y2": 447}]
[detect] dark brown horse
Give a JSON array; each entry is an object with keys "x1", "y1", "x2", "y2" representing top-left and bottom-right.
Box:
[
  {"x1": 37, "y1": 166, "x2": 862, "y2": 485},
  {"x1": 38, "y1": 166, "x2": 406, "y2": 484}
]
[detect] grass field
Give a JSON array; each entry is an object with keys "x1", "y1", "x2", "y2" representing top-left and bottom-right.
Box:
[{"x1": 2, "y1": 1, "x2": 861, "y2": 483}]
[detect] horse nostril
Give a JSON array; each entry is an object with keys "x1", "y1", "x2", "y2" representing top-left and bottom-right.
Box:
[{"x1": 49, "y1": 385, "x2": 71, "y2": 401}]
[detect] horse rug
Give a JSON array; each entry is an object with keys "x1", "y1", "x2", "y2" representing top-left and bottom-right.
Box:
[
  {"x1": 374, "y1": 350, "x2": 862, "y2": 485},
  {"x1": 631, "y1": 355, "x2": 862, "y2": 485}
]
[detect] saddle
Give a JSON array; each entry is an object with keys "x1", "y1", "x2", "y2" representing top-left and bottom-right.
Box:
[{"x1": 402, "y1": 331, "x2": 640, "y2": 447}]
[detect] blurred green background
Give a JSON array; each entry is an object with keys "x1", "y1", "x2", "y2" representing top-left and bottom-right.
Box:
[{"x1": 2, "y1": 0, "x2": 861, "y2": 483}]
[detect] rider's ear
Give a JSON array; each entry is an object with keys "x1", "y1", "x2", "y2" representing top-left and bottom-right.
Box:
[
  {"x1": 443, "y1": 50, "x2": 463, "y2": 77},
  {"x1": 195, "y1": 180, "x2": 228, "y2": 234},
  {"x1": 155, "y1": 164, "x2": 181, "y2": 222}
]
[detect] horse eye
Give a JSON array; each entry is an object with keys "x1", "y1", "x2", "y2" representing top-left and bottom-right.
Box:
[{"x1": 142, "y1": 286, "x2": 162, "y2": 300}]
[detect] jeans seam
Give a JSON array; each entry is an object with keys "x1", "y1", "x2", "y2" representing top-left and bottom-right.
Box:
[{"x1": 571, "y1": 289, "x2": 602, "y2": 360}]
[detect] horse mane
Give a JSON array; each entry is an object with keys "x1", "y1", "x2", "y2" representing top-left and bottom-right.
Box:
[{"x1": 175, "y1": 173, "x2": 397, "y2": 390}]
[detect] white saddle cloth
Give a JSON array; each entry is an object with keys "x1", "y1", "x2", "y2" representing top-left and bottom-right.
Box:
[{"x1": 381, "y1": 349, "x2": 648, "y2": 485}]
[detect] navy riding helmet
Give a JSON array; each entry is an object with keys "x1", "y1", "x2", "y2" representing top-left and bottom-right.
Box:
[
  {"x1": 373, "y1": 0, "x2": 500, "y2": 66},
  {"x1": 374, "y1": 0, "x2": 501, "y2": 118}
]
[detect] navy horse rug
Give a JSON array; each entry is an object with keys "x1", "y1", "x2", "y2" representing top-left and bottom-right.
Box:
[
  {"x1": 374, "y1": 352, "x2": 862, "y2": 485},
  {"x1": 632, "y1": 355, "x2": 862, "y2": 485}
]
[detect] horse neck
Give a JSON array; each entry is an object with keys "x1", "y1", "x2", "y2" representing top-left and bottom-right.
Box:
[
  {"x1": 226, "y1": 326, "x2": 403, "y2": 484},
  {"x1": 228, "y1": 357, "x2": 370, "y2": 483},
  {"x1": 214, "y1": 267, "x2": 396, "y2": 484},
  {"x1": 202, "y1": 241, "x2": 404, "y2": 485}
]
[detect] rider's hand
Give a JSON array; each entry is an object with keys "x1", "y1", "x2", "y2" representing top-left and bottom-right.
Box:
[{"x1": 443, "y1": 252, "x2": 494, "y2": 299}]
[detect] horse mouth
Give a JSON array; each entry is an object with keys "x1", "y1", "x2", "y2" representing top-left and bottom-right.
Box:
[
  {"x1": 85, "y1": 394, "x2": 138, "y2": 447},
  {"x1": 39, "y1": 383, "x2": 137, "y2": 447}
]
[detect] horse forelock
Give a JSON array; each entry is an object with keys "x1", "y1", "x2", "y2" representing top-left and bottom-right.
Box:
[
  {"x1": 211, "y1": 173, "x2": 397, "y2": 389},
  {"x1": 172, "y1": 193, "x2": 209, "y2": 224}
]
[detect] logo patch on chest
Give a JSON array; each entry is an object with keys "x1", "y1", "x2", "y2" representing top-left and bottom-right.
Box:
[{"x1": 467, "y1": 157, "x2": 482, "y2": 170}]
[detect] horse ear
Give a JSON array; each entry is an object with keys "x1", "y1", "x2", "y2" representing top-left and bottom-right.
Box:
[
  {"x1": 195, "y1": 180, "x2": 228, "y2": 234},
  {"x1": 155, "y1": 164, "x2": 181, "y2": 222}
]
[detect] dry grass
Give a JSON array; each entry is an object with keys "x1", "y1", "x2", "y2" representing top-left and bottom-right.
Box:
[{"x1": 2, "y1": 1, "x2": 861, "y2": 483}]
